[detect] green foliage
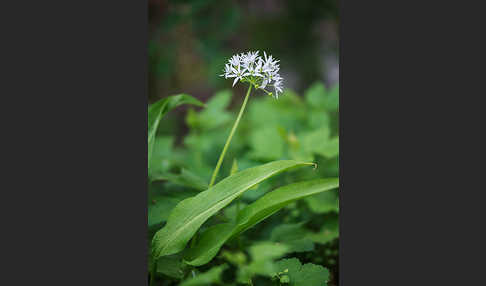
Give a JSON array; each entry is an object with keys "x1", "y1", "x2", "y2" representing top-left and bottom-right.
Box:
[
  {"x1": 307, "y1": 215, "x2": 339, "y2": 245},
  {"x1": 179, "y1": 264, "x2": 228, "y2": 286},
  {"x1": 248, "y1": 126, "x2": 285, "y2": 160},
  {"x1": 274, "y1": 258, "x2": 330, "y2": 286},
  {"x1": 151, "y1": 168, "x2": 208, "y2": 191},
  {"x1": 156, "y1": 253, "x2": 189, "y2": 279},
  {"x1": 148, "y1": 196, "x2": 182, "y2": 228},
  {"x1": 184, "y1": 179, "x2": 338, "y2": 266},
  {"x1": 305, "y1": 189, "x2": 339, "y2": 213},
  {"x1": 148, "y1": 94, "x2": 204, "y2": 173},
  {"x1": 304, "y1": 82, "x2": 339, "y2": 112},
  {"x1": 237, "y1": 242, "x2": 290, "y2": 283},
  {"x1": 152, "y1": 160, "x2": 314, "y2": 259},
  {"x1": 270, "y1": 223, "x2": 314, "y2": 253},
  {"x1": 186, "y1": 90, "x2": 233, "y2": 131},
  {"x1": 148, "y1": 83, "x2": 339, "y2": 285}
]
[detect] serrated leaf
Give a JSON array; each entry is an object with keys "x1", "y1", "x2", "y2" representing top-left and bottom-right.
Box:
[
  {"x1": 179, "y1": 264, "x2": 228, "y2": 286},
  {"x1": 237, "y1": 242, "x2": 289, "y2": 283},
  {"x1": 275, "y1": 258, "x2": 330, "y2": 286},
  {"x1": 184, "y1": 178, "x2": 339, "y2": 266},
  {"x1": 152, "y1": 160, "x2": 315, "y2": 259},
  {"x1": 148, "y1": 94, "x2": 204, "y2": 169}
]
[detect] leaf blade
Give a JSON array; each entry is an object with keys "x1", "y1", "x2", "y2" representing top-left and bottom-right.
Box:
[
  {"x1": 184, "y1": 178, "x2": 339, "y2": 266},
  {"x1": 151, "y1": 160, "x2": 315, "y2": 259},
  {"x1": 148, "y1": 94, "x2": 204, "y2": 169}
]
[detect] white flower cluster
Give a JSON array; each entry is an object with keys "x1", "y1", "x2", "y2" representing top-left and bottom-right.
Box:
[{"x1": 220, "y1": 51, "x2": 284, "y2": 98}]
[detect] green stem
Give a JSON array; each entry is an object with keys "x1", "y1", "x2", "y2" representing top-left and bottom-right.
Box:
[{"x1": 209, "y1": 84, "x2": 253, "y2": 187}]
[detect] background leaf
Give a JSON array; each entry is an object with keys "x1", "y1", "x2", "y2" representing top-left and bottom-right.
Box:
[
  {"x1": 179, "y1": 264, "x2": 228, "y2": 286},
  {"x1": 150, "y1": 168, "x2": 208, "y2": 191},
  {"x1": 148, "y1": 196, "x2": 184, "y2": 227},
  {"x1": 274, "y1": 258, "x2": 330, "y2": 286},
  {"x1": 237, "y1": 242, "x2": 289, "y2": 283},
  {"x1": 304, "y1": 82, "x2": 327, "y2": 109},
  {"x1": 307, "y1": 216, "x2": 339, "y2": 245},
  {"x1": 156, "y1": 253, "x2": 189, "y2": 279},
  {"x1": 304, "y1": 189, "x2": 339, "y2": 214},
  {"x1": 270, "y1": 223, "x2": 314, "y2": 253},
  {"x1": 248, "y1": 126, "x2": 285, "y2": 160},
  {"x1": 326, "y1": 85, "x2": 339, "y2": 111},
  {"x1": 186, "y1": 90, "x2": 233, "y2": 131},
  {"x1": 148, "y1": 94, "x2": 204, "y2": 171}
]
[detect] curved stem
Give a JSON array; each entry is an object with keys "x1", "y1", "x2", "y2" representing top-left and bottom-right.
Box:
[{"x1": 209, "y1": 84, "x2": 253, "y2": 187}]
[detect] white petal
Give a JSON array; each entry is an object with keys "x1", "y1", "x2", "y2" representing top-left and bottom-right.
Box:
[
  {"x1": 260, "y1": 79, "x2": 268, "y2": 89},
  {"x1": 232, "y1": 77, "x2": 239, "y2": 87}
]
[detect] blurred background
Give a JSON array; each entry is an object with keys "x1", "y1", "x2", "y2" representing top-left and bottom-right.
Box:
[{"x1": 149, "y1": 0, "x2": 339, "y2": 104}]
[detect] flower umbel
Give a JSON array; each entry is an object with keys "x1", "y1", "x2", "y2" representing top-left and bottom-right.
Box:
[{"x1": 220, "y1": 51, "x2": 284, "y2": 98}]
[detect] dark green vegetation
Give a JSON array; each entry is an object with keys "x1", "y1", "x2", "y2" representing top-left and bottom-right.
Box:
[
  {"x1": 148, "y1": 82, "x2": 339, "y2": 285},
  {"x1": 149, "y1": 0, "x2": 339, "y2": 102}
]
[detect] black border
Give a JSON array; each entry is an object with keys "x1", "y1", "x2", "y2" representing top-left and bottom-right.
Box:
[
  {"x1": 5, "y1": 0, "x2": 148, "y2": 284},
  {"x1": 339, "y1": 0, "x2": 484, "y2": 284}
]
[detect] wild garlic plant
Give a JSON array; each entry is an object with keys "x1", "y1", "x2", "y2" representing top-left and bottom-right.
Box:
[
  {"x1": 209, "y1": 51, "x2": 284, "y2": 187},
  {"x1": 148, "y1": 54, "x2": 340, "y2": 285}
]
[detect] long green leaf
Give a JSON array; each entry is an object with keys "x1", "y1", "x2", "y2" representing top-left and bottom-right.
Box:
[
  {"x1": 148, "y1": 94, "x2": 204, "y2": 168},
  {"x1": 151, "y1": 160, "x2": 315, "y2": 259},
  {"x1": 184, "y1": 178, "x2": 339, "y2": 266}
]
